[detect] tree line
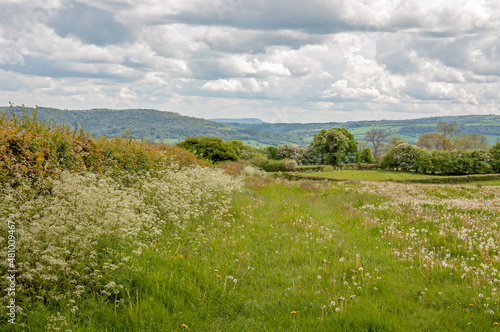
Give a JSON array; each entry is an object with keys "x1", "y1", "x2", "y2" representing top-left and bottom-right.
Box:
[{"x1": 177, "y1": 122, "x2": 500, "y2": 175}]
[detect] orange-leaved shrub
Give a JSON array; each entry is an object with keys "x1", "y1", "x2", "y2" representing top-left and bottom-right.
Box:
[
  {"x1": 0, "y1": 107, "x2": 102, "y2": 188},
  {"x1": 0, "y1": 106, "x2": 205, "y2": 187}
]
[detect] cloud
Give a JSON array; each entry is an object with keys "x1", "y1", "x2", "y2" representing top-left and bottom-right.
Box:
[
  {"x1": 49, "y1": 1, "x2": 134, "y2": 45},
  {"x1": 1, "y1": 0, "x2": 500, "y2": 122},
  {"x1": 201, "y1": 78, "x2": 269, "y2": 92}
]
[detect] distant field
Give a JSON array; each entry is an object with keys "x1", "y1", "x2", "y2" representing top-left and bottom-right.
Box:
[
  {"x1": 241, "y1": 140, "x2": 272, "y2": 147},
  {"x1": 159, "y1": 138, "x2": 180, "y2": 144},
  {"x1": 299, "y1": 169, "x2": 440, "y2": 181}
]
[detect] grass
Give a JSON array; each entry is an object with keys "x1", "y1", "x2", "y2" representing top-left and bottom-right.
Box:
[
  {"x1": 299, "y1": 169, "x2": 441, "y2": 181},
  {"x1": 473, "y1": 179, "x2": 500, "y2": 186},
  {"x1": 3, "y1": 108, "x2": 500, "y2": 330},
  {"x1": 6, "y1": 176, "x2": 500, "y2": 331}
]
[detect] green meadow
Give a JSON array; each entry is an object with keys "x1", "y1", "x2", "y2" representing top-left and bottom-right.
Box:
[
  {"x1": 298, "y1": 169, "x2": 441, "y2": 181},
  {"x1": 3, "y1": 174, "x2": 500, "y2": 331},
  {"x1": 2, "y1": 111, "x2": 500, "y2": 331}
]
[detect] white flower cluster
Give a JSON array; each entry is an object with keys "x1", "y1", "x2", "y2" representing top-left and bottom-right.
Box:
[{"x1": 0, "y1": 165, "x2": 242, "y2": 310}]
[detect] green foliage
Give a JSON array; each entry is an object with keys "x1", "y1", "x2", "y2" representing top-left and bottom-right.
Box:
[
  {"x1": 413, "y1": 149, "x2": 432, "y2": 173},
  {"x1": 1, "y1": 106, "x2": 295, "y2": 146},
  {"x1": 311, "y1": 128, "x2": 350, "y2": 166},
  {"x1": 228, "y1": 140, "x2": 244, "y2": 155},
  {"x1": 177, "y1": 136, "x2": 239, "y2": 163},
  {"x1": 4, "y1": 106, "x2": 500, "y2": 147},
  {"x1": 379, "y1": 144, "x2": 493, "y2": 175},
  {"x1": 490, "y1": 142, "x2": 500, "y2": 173},
  {"x1": 0, "y1": 106, "x2": 205, "y2": 189},
  {"x1": 393, "y1": 143, "x2": 420, "y2": 171},
  {"x1": 239, "y1": 144, "x2": 264, "y2": 160},
  {"x1": 275, "y1": 144, "x2": 308, "y2": 165},
  {"x1": 251, "y1": 155, "x2": 297, "y2": 172},
  {"x1": 337, "y1": 128, "x2": 359, "y2": 162},
  {"x1": 266, "y1": 146, "x2": 278, "y2": 160},
  {"x1": 0, "y1": 106, "x2": 102, "y2": 188},
  {"x1": 358, "y1": 147, "x2": 375, "y2": 164},
  {"x1": 378, "y1": 147, "x2": 398, "y2": 170}
]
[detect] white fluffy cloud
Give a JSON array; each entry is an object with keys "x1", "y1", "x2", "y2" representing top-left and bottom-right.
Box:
[
  {"x1": 202, "y1": 78, "x2": 269, "y2": 92},
  {"x1": 1, "y1": 0, "x2": 500, "y2": 122}
]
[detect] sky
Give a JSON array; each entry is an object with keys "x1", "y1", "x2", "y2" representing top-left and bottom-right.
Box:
[{"x1": 1, "y1": 0, "x2": 500, "y2": 123}]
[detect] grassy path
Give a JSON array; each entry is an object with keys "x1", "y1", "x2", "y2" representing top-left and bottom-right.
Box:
[{"x1": 13, "y1": 177, "x2": 500, "y2": 331}]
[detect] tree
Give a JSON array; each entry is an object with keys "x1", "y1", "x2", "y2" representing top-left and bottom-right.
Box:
[
  {"x1": 266, "y1": 146, "x2": 278, "y2": 160},
  {"x1": 177, "y1": 136, "x2": 239, "y2": 163},
  {"x1": 414, "y1": 149, "x2": 432, "y2": 174},
  {"x1": 358, "y1": 147, "x2": 375, "y2": 164},
  {"x1": 276, "y1": 144, "x2": 306, "y2": 164},
  {"x1": 491, "y1": 142, "x2": 500, "y2": 173},
  {"x1": 310, "y1": 128, "x2": 349, "y2": 168},
  {"x1": 417, "y1": 133, "x2": 443, "y2": 150},
  {"x1": 437, "y1": 121, "x2": 459, "y2": 151},
  {"x1": 337, "y1": 128, "x2": 359, "y2": 163},
  {"x1": 388, "y1": 136, "x2": 405, "y2": 148},
  {"x1": 453, "y1": 133, "x2": 488, "y2": 150},
  {"x1": 365, "y1": 130, "x2": 386, "y2": 161},
  {"x1": 393, "y1": 143, "x2": 420, "y2": 172}
]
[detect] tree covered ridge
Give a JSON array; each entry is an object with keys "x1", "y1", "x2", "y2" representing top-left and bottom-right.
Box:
[{"x1": 2, "y1": 106, "x2": 500, "y2": 146}]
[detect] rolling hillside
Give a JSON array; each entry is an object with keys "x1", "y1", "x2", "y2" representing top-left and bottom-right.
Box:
[
  {"x1": 0, "y1": 107, "x2": 294, "y2": 146},
  {"x1": 222, "y1": 115, "x2": 500, "y2": 145},
  {"x1": 2, "y1": 106, "x2": 500, "y2": 146}
]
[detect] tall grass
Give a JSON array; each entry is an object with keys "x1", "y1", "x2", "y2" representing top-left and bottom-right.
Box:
[{"x1": 2, "y1": 107, "x2": 500, "y2": 331}]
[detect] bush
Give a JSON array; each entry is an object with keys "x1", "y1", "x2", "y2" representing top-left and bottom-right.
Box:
[
  {"x1": 379, "y1": 147, "x2": 398, "y2": 170},
  {"x1": 254, "y1": 158, "x2": 297, "y2": 172},
  {"x1": 358, "y1": 147, "x2": 375, "y2": 164},
  {"x1": 177, "y1": 136, "x2": 239, "y2": 163},
  {"x1": 0, "y1": 107, "x2": 103, "y2": 188},
  {"x1": 393, "y1": 143, "x2": 419, "y2": 171},
  {"x1": 0, "y1": 106, "x2": 206, "y2": 188}
]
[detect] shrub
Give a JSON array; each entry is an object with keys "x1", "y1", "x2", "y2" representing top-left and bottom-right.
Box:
[
  {"x1": 217, "y1": 161, "x2": 246, "y2": 176},
  {"x1": 393, "y1": 143, "x2": 419, "y2": 171},
  {"x1": 378, "y1": 147, "x2": 398, "y2": 170},
  {"x1": 0, "y1": 107, "x2": 103, "y2": 188},
  {"x1": 358, "y1": 147, "x2": 375, "y2": 164},
  {"x1": 177, "y1": 136, "x2": 239, "y2": 163},
  {"x1": 256, "y1": 158, "x2": 297, "y2": 172},
  {"x1": 0, "y1": 106, "x2": 205, "y2": 188}
]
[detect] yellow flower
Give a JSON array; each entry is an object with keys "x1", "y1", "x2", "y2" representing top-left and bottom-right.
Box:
[
  {"x1": 217, "y1": 275, "x2": 222, "y2": 278},
  {"x1": 291, "y1": 311, "x2": 299, "y2": 314},
  {"x1": 182, "y1": 324, "x2": 188, "y2": 329},
  {"x1": 446, "y1": 307, "x2": 450, "y2": 309},
  {"x1": 178, "y1": 255, "x2": 184, "y2": 259},
  {"x1": 494, "y1": 322, "x2": 499, "y2": 326},
  {"x1": 469, "y1": 304, "x2": 473, "y2": 307}
]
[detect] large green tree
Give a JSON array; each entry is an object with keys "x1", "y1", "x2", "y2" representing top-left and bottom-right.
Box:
[{"x1": 310, "y1": 128, "x2": 350, "y2": 167}]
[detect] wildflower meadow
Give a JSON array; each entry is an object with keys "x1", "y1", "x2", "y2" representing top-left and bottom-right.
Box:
[{"x1": 1, "y1": 108, "x2": 500, "y2": 331}]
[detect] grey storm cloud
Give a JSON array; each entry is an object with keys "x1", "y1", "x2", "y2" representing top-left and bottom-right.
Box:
[
  {"x1": 0, "y1": 0, "x2": 499, "y2": 122},
  {"x1": 49, "y1": 1, "x2": 134, "y2": 45}
]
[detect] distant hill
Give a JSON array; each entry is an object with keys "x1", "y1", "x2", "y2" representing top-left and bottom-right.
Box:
[
  {"x1": 230, "y1": 115, "x2": 500, "y2": 145},
  {"x1": 2, "y1": 106, "x2": 500, "y2": 146},
  {"x1": 0, "y1": 107, "x2": 293, "y2": 146},
  {"x1": 210, "y1": 118, "x2": 266, "y2": 124}
]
